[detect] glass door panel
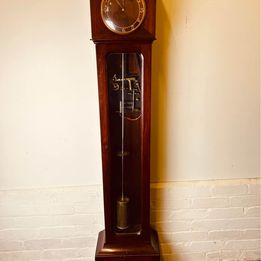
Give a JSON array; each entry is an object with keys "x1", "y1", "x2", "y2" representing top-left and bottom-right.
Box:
[{"x1": 107, "y1": 53, "x2": 143, "y2": 235}]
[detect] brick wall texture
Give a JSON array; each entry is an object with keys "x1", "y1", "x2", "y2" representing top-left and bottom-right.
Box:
[{"x1": 0, "y1": 178, "x2": 260, "y2": 261}]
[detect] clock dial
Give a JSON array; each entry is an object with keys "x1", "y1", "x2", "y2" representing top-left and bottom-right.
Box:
[{"x1": 101, "y1": 0, "x2": 146, "y2": 34}]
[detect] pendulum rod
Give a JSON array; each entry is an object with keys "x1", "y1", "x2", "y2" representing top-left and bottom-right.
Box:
[
  {"x1": 117, "y1": 53, "x2": 129, "y2": 230},
  {"x1": 121, "y1": 53, "x2": 125, "y2": 200}
]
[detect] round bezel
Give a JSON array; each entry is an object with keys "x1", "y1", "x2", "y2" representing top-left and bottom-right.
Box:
[{"x1": 101, "y1": 0, "x2": 146, "y2": 35}]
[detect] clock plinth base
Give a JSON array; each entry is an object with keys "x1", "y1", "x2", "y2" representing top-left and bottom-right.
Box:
[{"x1": 95, "y1": 229, "x2": 160, "y2": 260}]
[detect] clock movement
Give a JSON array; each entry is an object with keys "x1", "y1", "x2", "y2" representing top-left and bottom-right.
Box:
[{"x1": 90, "y1": 0, "x2": 160, "y2": 260}]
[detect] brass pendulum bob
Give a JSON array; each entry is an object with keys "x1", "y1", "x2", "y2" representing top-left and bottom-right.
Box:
[
  {"x1": 117, "y1": 196, "x2": 130, "y2": 230},
  {"x1": 116, "y1": 151, "x2": 130, "y2": 230}
]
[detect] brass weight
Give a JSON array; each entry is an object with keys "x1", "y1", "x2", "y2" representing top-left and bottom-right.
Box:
[{"x1": 117, "y1": 197, "x2": 130, "y2": 230}]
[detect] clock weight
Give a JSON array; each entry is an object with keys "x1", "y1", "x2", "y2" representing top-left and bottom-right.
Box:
[{"x1": 117, "y1": 196, "x2": 130, "y2": 230}]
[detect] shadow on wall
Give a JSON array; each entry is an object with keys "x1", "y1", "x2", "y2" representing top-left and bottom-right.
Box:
[
  {"x1": 151, "y1": 0, "x2": 181, "y2": 260},
  {"x1": 151, "y1": 0, "x2": 171, "y2": 183}
]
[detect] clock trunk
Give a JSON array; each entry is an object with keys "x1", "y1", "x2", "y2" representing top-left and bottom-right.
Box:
[{"x1": 90, "y1": 0, "x2": 160, "y2": 259}]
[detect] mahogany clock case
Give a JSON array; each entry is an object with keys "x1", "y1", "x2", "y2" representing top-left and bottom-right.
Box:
[
  {"x1": 94, "y1": 40, "x2": 155, "y2": 240},
  {"x1": 90, "y1": 0, "x2": 160, "y2": 260}
]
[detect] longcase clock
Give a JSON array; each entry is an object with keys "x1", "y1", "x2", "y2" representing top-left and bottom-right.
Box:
[{"x1": 90, "y1": 0, "x2": 160, "y2": 260}]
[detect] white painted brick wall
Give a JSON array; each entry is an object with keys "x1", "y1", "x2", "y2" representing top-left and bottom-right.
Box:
[
  {"x1": 0, "y1": 179, "x2": 260, "y2": 261},
  {"x1": 151, "y1": 179, "x2": 260, "y2": 261}
]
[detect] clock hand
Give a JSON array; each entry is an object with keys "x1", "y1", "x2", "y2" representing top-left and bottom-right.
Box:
[{"x1": 116, "y1": 0, "x2": 125, "y2": 11}]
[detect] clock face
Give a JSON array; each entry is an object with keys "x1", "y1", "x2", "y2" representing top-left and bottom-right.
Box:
[{"x1": 101, "y1": 0, "x2": 146, "y2": 35}]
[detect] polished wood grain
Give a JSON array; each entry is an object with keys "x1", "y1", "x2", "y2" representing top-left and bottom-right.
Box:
[{"x1": 96, "y1": 229, "x2": 160, "y2": 260}]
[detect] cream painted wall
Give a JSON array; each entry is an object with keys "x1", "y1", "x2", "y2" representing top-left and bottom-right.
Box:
[
  {"x1": 0, "y1": 0, "x2": 102, "y2": 188},
  {"x1": 0, "y1": 0, "x2": 259, "y2": 188},
  {"x1": 151, "y1": 0, "x2": 260, "y2": 181}
]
